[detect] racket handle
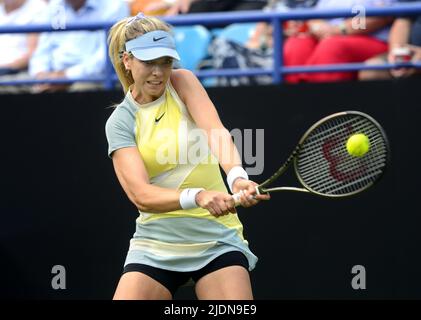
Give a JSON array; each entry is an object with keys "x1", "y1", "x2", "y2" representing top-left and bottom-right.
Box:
[
  {"x1": 232, "y1": 191, "x2": 243, "y2": 207},
  {"x1": 232, "y1": 186, "x2": 260, "y2": 207}
]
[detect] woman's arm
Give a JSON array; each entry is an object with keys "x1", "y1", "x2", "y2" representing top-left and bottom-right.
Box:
[
  {"x1": 341, "y1": 17, "x2": 394, "y2": 35},
  {"x1": 309, "y1": 17, "x2": 394, "y2": 39},
  {"x1": 112, "y1": 146, "x2": 237, "y2": 216},
  {"x1": 388, "y1": 18, "x2": 411, "y2": 50},
  {"x1": 246, "y1": 22, "x2": 273, "y2": 49},
  {"x1": 4, "y1": 34, "x2": 38, "y2": 70},
  {"x1": 171, "y1": 69, "x2": 242, "y2": 176},
  {"x1": 171, "y1": 69, "x2": 270, "y2": 206},
  {"x1": 112, "y1": 146, "x2": 182, "y2": 213},
  {"x1": 388, "y1": 18, "x2": 418, "y2": 78}
]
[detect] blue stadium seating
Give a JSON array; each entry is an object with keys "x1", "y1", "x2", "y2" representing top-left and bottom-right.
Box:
[
  {"x1": 217, "y1": 22, "x2": 257, "y2": 45},
  {"x1": 173, "y1": 25, "x2": 212, "y2": 70}
]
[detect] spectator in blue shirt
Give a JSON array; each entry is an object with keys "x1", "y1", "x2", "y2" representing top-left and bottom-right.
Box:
[{"x1": 29, "y1": 0, "x2": 129, "y2": 92}]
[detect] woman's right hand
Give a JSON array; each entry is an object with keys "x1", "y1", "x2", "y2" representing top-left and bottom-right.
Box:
[{"x1": 195, "y1": 190, "x2": 237, "y2": 218}]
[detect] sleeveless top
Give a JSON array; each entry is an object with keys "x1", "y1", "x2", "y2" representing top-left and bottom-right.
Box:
[{"x1": 105, "y1": 81, "x2": 257, "y2": 272}]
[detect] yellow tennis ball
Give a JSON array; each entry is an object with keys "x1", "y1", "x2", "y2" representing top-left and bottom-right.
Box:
[{"x1": 346, "y1": 133, "x2": 370, "y2": 157}]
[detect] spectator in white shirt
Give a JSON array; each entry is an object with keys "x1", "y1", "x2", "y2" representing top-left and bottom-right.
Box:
[
  {"x1": 29, "y1": 0, "x2": 129, "y2": 92},
  {"x1": 0, "y1": 0, "x2": 47, "y2": 76}
]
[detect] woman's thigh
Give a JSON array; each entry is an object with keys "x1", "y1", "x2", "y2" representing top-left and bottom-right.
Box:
[
  {"x1": 195, "y1": 265, "x2": 253, "y2": 300},
  {"x1": 113, "y1": 271, "x2": 172, "y2": 300}
]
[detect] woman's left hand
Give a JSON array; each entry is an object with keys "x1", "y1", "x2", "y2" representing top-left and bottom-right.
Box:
[{"x1": 232, "y1": 179, "x2": 270, "y2": 208}]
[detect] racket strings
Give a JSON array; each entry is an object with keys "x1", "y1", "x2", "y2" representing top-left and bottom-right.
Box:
[
  {"x1": 296, "y1": 115, "x2": 388, "y2": 196},
  {"x1": 303, "y1": 160, "x2": 384, "y2": 194},
  {"x1": 298, "y1": 132, "x2": 386, "y2": 178},
  {"x1": 301, "y1": 122, "x2": 385, "y2": 194},
  {"x1": 302, "y1": 118, "x2": 386, "y2": 194},
  {"x1": 298, "y1": 126, "x2": 382, "y2": 168}
]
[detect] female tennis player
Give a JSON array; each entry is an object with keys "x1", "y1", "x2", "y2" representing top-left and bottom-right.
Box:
[{"x1": 105, "y1": 13, "x2": 269, "y2": 300}]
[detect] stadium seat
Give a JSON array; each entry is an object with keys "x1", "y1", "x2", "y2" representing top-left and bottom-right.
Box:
[
  {"x1": 210, "y1": 28, "x2": 224, "y2": 38},
  {"x1": 173, "y1": 25, "x2": 212, "y2": 71},
  {"x1": 201, "y1": 23, "x2": 258, "y2": 87},
  {"x1": 217, "y1": 23, "x2": 257, "y2": 45}
]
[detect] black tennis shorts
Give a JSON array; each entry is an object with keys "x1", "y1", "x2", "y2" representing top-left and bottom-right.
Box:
[{"x1": 123, "y1": 251, "x2": 249, "y2": 296}]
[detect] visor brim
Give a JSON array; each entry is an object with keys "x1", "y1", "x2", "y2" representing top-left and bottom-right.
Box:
[{"x1": 131, "y1": 47, "x2": 180, "y2": 61}]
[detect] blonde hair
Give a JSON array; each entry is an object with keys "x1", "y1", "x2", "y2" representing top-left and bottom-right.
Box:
[{"x1": 107, "y1": 16, "x2": 172, "y2": 94}]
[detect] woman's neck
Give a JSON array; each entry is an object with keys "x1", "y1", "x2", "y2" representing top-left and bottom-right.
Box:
[{"x1": 131, "y1": 85, "x2": 162, "y2": 105}]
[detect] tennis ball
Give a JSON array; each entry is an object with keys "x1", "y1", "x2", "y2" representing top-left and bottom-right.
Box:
[{"x1": 346, "y1": 133, "x2": 370, "y2": 157}]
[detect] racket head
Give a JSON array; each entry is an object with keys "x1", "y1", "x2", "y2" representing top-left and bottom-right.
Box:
[{"x1": 293, "y1": 111, "x2": 390, "y2": 198}]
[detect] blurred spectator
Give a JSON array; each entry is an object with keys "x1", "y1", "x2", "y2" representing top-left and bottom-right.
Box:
[
  {"x1": 206, "y1": 0, "x2": 318, "y2": 86},
  {"x1": 359, "y1": 0, "x2": 421, "y2": 80},
  {"x1": 146, "y1": 0, "x2": 267, "y2": 16},
  {"x1": 130, "y1": 0, "x2": 175, "y2": 16},
  {"x1": 284, "y1": 0, "x2": 395, "y2": 83},
  {"x1": 247, "y1": 0, "x2": 319, "y2": 50},
  {"x1": 0, "y1": 0, "x2": 47, "y2": 76},
  {"x1": 29, "y1": 0, "x2": 129, "y2": 93}
]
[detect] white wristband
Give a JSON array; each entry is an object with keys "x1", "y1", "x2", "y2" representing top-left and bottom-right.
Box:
[
  {"x1": 227, "y1": 166, "x2": 249, "y2": 193},
  {"x1": 179, "y1": 188, "x2": 204, "y2": 210}
]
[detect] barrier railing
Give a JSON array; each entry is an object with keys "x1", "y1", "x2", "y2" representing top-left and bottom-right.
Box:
[{"x1": 1, "y1": 2, "x2": 421, "y2": 88}]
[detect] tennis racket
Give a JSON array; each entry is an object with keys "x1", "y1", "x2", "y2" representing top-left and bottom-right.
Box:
[{"x1": 232, "y1": 111, "x2": 390, "y2": 205}]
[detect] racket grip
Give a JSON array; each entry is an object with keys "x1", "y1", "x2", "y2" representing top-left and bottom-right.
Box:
[
  {"x1": 232, "y1": 186, "x2": 260, "y2": 207},
  {"x1": 232, "y1": 191, "x2": 243, "y2": 207}
]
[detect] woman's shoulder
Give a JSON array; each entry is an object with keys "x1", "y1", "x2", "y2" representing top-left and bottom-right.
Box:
[
  {"x1": 170, "y1": 69, "x2": 200, "y2": 102},
  {"x1": 171, "y1": 68, "x2": 195, "y2": 80}
]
